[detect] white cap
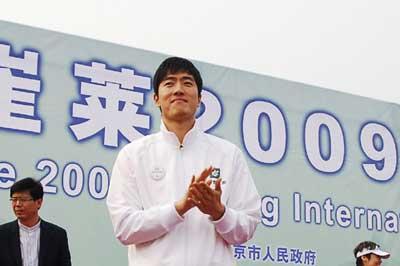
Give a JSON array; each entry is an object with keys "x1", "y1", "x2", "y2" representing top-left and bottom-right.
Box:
[{"x1": 356, "y1": 245, "x2": 390, "y2": 259}]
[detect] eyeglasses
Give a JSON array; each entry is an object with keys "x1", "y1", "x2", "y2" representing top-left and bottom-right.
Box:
[{"x1": 9, "y1": 198, "x2": 34, "y2": 203}]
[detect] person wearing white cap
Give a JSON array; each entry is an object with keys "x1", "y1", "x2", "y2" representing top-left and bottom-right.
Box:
[{"x1": 353, "y1": 241, "x2": 390, "y2": 266}]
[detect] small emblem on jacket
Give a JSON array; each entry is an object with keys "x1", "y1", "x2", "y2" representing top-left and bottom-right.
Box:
[
  {"x1": 210, "y1": 168, "x2": 220, "y2": 179},
  {"x1": 151, "y1": 167, "x2": 165, "y2": 180}
]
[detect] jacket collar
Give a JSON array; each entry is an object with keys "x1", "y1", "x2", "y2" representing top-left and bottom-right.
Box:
[
  {"x1": 39, "y1": 220, "x2": 51, "y2": 266},
  {"x1": 10, "y1": 220, "x2": 22, "y2": 266},
  {"x1": 160, "y1": 120, "x2": 201, "y2": 148},
  {"x1": 18, "y1": 219, "x2": 41, "y2": 232}
]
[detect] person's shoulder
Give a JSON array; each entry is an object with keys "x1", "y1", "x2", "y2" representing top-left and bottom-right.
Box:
[
  {"x1": 41, "y1": 220, "x2": 67, "y2": 234},
  {"x1": 203, "y1": 132, "x2": 238, "y2": 150},
  {"x1": 0, "y1": 220, "x2": 18, "y2": 239},
  {"x1": 201, "y1": 132, "x2": 242, "y2": 156},
  {"x1": 0, "y1": 220, "x2": 17, "y2": 231},
  {"x1": 120, "y1": 132, "x2": 161, "y2": 154}
]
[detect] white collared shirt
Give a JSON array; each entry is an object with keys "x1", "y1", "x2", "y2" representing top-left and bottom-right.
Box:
[{"x1": 19, "y1": 220, "x2": 41, "y2": 266}]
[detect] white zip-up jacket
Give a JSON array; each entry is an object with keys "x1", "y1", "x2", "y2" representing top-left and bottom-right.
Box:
[{"x1": 107, "y1": 122, "x2": 261, "y2": 266}]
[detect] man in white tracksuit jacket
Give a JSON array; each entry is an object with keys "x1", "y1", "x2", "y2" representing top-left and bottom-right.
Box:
[{"x1": 107, "y1": 57, "x2": 260, "y2": 266}]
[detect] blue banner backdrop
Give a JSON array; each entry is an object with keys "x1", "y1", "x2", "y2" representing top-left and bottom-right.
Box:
[{"x1": 0, "y1": 20, "x2": 399, "y2": 266}]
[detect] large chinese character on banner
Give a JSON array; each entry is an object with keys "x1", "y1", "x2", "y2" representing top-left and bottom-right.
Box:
[
  {"x1": 0, "y1": 43, "x2": 42, "y2": 134},
  {"x1": 69, "y1": 61, "x2": 151, "y2": 147}
]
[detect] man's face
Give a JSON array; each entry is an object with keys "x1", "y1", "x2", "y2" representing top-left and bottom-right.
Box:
[
  {"x1": 154, "y1": 71, "x2": 201, "y2": 123},
  {"x1": 362, "y1": 254, "x2": 383, "y2": 266},
  {"x1": 11, "y1": 191, "x2": 42, "y2": 222}
]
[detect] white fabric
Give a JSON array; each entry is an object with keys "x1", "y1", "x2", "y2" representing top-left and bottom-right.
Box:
[
  {"x1": 107, "y1": 121, "x2": 261, "y2": 266},
  {"x1": 356, "y1": 246, "x2": 390, "y2": 259},
  {"x1": 19, "y1": 220, "x2": 41, "y2": 266}
]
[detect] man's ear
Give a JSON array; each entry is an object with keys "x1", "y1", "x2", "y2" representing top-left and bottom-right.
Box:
[
  {"x1": 153, "y1": 93, "x2": 160, "y2": 107},
  {"x1": 361, "y1": 255, "x2": 368, "y2": 263},
  {"x1": 197, "y1": 94, "x2": 202, "y2": 107},
  {"x1": 36, "y1": 198, "x2": 43, "y2": 210}
]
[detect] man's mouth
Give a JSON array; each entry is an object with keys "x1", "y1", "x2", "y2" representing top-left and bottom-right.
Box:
[{"x1": 172, "y1": 98, "x2": 187, "y2": 103}]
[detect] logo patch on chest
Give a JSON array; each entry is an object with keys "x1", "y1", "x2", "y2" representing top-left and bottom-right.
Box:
[
  {"x1": 210, "y1": 168, "x2": 220, "y2": 179},
  {"x1": 151, "y1": 167, "x2": 165, "y2": 180}
]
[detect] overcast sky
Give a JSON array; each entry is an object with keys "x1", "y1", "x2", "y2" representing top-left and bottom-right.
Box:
[{"x1": 1, "y1": 0, "x2": 399, "y2": 104}]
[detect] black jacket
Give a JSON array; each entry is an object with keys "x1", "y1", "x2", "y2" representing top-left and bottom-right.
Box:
[{"x1": 0, "y1": 220, "x2": 71, "y2": 266}]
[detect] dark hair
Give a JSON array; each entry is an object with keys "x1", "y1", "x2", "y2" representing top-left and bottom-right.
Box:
[
  {"x1": 10, "y1": 178, "x2": 43, "y2": 200},
  {"x1": 153, "y1": 57, "x2": 203, "y2": 96},
  {"x1": 354, "y1": 241, "x2": 377, "y2": 266}
]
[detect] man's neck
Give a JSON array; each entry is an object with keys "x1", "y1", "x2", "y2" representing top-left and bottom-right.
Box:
[
  {"x1": 19, "y1": 216, "x2": 40, "y2": 228},
  {"x1": 163, "y1": 117, "x2": 195, "y2": 144}
]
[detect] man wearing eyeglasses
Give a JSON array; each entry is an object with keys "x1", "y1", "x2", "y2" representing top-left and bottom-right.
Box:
[
  {"x1": 0, "y1": 178, "x2": 71, "y2": 266},
  {"x1": 353, "y1": 241, "x2": 390, "y2": 266}
]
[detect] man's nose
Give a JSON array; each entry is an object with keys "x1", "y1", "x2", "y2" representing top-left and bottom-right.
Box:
[{"x1": 172, "y1": 82, "x2": 184, "y2": 94}]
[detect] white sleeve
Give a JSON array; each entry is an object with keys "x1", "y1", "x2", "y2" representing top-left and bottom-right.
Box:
[
  {"x1": 212, "y1": 149, "x2": 261, "y2": 244},
  {"x1": 106, "y1": 147, "x2": 184, "y2": 245}
]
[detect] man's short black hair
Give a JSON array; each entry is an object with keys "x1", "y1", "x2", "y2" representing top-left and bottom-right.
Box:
[
  {"x1": 10, "y1": 178, "x2": 43, "y2": 200},
  {"x1": 354, "y1": 241, "x2": 377, "y2": 266},
  {"x1": 153, "y1": 57, "x2": 203, "y2": 96}
]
